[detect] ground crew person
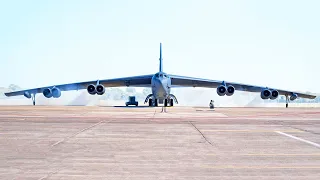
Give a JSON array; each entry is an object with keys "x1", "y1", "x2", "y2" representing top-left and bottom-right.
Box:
[{"x1": 209, "y1": 100, "x2": 214, "y2": 109}]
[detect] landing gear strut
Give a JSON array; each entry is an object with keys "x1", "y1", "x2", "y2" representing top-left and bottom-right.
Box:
[
  {"x1": 285, "y1": 95, "x2": 289, "y2": 108},
  {"x1": 31, "y1": 94, "x2": 36, "y2": 106}
]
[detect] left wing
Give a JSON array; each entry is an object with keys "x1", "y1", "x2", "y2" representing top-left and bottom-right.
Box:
[
  {"x1": 170, "y1": 74, "x2": 316, "y2": 99},
  {"x1": 5, "y1": 74, "x2": 153, "y2": 97}
]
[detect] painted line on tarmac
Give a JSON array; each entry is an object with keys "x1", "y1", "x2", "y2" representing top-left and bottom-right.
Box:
[
  {"x1": 275, "y1": 131, "x2": 320, "y2": 149},
  {"x1": 202, "y1": 129, "x2": 303, "y2": 133},
  {"x1": 201, "y1": 165, "x2": 320, "y2": 169},
  {"x1": 207, "y1": 153, "x2": 320, "y2": 156}
]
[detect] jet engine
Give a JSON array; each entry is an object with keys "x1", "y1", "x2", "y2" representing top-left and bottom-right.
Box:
[
  {"x1": 43, "y1": 88, "x2": 53, "y2": 98},
  {"x1": 24, "y1": 91, "x2": 31, "y2": 99},
  {"x1": 270, "y1": 90, "x2": 279, "y2": 100},
  {"x1": 52, "y1": 87, "x2": 61, "y2": 98},
  {"x1": 226, "y1": 85, "x2": 235, "y2": 96},
  {"x1": 261, "y1": 89, "x2": 271, "y2": 99},
  {"x1": 96, "y1": 84, "x2": 105, "y2": 95},
  {"x1": 87, "y1": 84, "x2": 96, "y2": 95},
  {"x1": 217, "y1": 85, "x2": 227, "y2": 96},
  {"x1": 290, "y1": 93, "x2": 298, "y2": 101}
]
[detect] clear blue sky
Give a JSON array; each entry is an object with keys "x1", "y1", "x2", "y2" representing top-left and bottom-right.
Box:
[{"x1": 1, "y1": 0, "x2": 319, "y2": 93}]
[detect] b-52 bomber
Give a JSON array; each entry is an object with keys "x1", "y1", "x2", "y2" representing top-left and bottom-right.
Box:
[{"x1": 5, "y1": 43, "x2": 316, "y2": 108}]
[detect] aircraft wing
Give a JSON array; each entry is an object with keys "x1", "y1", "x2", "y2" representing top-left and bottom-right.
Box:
[
  {"x1": 5, "y1": 74, "x2": 153, "y2": 97},
  {"x1": 169, "y1": 74, "x2": 317, "y2": 99}
]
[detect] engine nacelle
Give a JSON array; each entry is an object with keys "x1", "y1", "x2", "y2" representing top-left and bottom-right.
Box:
[
  {"x1": 261, "y1": 89, "x2": 271, "y2": 99},
  {"x1": 43, "y1": 88, "x2": 53, "y2": 98},
  {"x1": 217, "y1": 85, "x2": 227, "y2": 96},
  {"x1": 24, "y1": 91, "x2": 31, "y2": 99},
  {"x1": 270, "y1": 90, "x2": 279, "y2": 100},
  {"x1": 226, "y1": 85, "x2": 235, "y2": 96},
  {"x1": 52, "y1": 87, "x2": 61, "y2": 98},
  {"x1": 87, "y1": 84, "x2": 96, "y2": 95},
  {"x1": 96, "y1": 84, "x2": 105, "y2": 95},
  {"x1": 290, "y1": 93, "x2": 298, "y2": 101}
]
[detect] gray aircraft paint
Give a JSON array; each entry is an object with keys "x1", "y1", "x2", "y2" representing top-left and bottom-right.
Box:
[{"x1": 151, "y1": 43, "x2": 171, "y2": 101}]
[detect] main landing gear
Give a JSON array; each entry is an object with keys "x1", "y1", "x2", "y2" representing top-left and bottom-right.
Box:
[
  {"x1": 148, "y1": 99, "x2": 174, "y2": 107},
  {"x1": 164, "y1": 99, "x2": 174, "y2": 107},
  {"x1": 285, "y1": 95, "x2": 289, "y2": 108},
  {"x1": 148, "y1": 99, "x2": 159, "y2": 107}
]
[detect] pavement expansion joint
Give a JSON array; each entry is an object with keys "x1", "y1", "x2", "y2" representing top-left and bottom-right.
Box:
[
  {"x1": 189, "y1": 121, "x2": 214, "y2": 146},
  {"x1": 51, "y1": 119, "x2": 112, "y2": 147}
]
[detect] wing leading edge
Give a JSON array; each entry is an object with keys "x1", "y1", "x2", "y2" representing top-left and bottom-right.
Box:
[
  {"x1": 169, "y1": 74, "x2": 316, "y2": 99},
  {"x1": 5, "y1": 74, "x2": 153, "y2": 97}
]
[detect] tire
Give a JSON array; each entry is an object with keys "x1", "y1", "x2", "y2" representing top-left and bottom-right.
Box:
[
  {"x1": 164, "y1": 99, "x2": 168, "y2": 107},
  {"x1": 149, "y1": 99, "x2": 152, "y2": 106},
  {"x1": 170, "y1": 99, "x2": 174, "y2": 106},
  {"x1": 155, "y1": 99, "x2": 158, "y2": 107}
]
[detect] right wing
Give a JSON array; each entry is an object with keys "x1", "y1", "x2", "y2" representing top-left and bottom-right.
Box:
[
  {"x1": 5, "y1": 74, "x2": 153, "y2": 97},
  {"x1": 170, "y1": 74, "x2": 317, "y2": 99}
]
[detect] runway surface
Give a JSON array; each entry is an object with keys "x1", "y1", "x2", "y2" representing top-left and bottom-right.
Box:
[{"x1": 0, "y1": 106, "x2": 319, "y2": 179}]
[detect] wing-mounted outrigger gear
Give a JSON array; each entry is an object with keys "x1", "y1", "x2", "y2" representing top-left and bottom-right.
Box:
[
  {"x1": 285, "y1": 94, "x2": 289, "y2": 108},
  {"x1": 168, "y1": 94, "x2": 178, "y2": 104},
  {"x1": 31, "y1": 93, "x2": 36, "y2": 106},
  {"x1": 144, "y1": 94, "x2": 154, "y2": 104}
]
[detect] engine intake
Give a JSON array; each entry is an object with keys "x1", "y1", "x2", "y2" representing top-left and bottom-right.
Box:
[
  {"x1": 52, "y1": 87, "x2": 61, "y2": 98},
  {"x1": 290, "y1": 93, "x2": 298, "y2": 101},
  {"x1": 261, "y1": 89, "x2": 271, "y2": 99},
  {"x1": 270, "y1": 90, "x2": 279, "y2": 100},
  {"x1": 96, "y1": 84, "x2": 105, "y2": 95},
  {"x1": 43, "y1": 88, "x2": 52, "y2": 98},
  {"x1": 87, "y1": 84, "x2": 96, "y2": 95},
  {"x1": 226, "y1": 85, "x2": 235, "y2": 96},
  {"x1": 217, "y1": 85, "x2": 227, "y2": 96}
]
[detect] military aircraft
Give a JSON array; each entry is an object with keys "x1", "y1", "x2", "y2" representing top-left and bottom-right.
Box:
[{"x1": 5, "y1": 43, "x2": 316, "y2": 107}]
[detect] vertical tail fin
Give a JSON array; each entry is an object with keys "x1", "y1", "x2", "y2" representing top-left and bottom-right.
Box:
[{"x1": 159, "y1": 43, "x2": 163, "y2": 72}]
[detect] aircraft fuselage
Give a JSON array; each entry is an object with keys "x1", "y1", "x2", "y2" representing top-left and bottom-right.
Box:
[{"x1": 151, "y1": 72, "x2": 171, "y2": 101}]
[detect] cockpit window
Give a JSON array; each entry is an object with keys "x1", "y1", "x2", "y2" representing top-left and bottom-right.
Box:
[
  {"x1": 164, "y1": 74, "x2": 167, "y2": 78},
  {"x1": 160, "y1": 74, "x2": 163, "y2": 77},
  {"x1": 155, "y1": 73, "x2": 159, "y2": 78}
]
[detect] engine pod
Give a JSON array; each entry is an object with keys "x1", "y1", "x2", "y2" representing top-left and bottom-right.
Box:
[
  {"x1": 43, "y1": 88, "x2": 53, "y2": 98},
  {"x1": 270, "y1": 90, "x2": 279, "y2": 100},
  {"x1": 261, "y1": 89, "x2": 271, "y2": 99},
  {"x1": 96, "y1": 84, "x2": 105, "y2": 95},
  {"x1": 52, "y1": 87, "x2": 61, "y2": 98},
  {"x1": 217, "y1": 85, "x2": 227, "y2": 96},
  {"x1": 290, "y1": 93, "x2": 298, "y2": 101},
  {"x1": 87, "y1": 84, "x2": 96, "y2": 95},
  {"x1": 226, "y1": 85, "x2": 235, "y2": 96},
  {"x1": 24, "y1": 91, "x2": 31, "y2": 99}
]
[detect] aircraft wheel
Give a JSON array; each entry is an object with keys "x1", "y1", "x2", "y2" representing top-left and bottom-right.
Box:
[
  {"x1": 155, "y1": 99, "x2": 158, "y2": 107},
  {"x1": 170, "y1": 99, "x2": 174, "y2": 106},
  {"x1": 148, "y1": 99, "x2": 153, "y2": 106},
  {"x1": 164, "y1": 99, "x2": 168, "y2": 107}
]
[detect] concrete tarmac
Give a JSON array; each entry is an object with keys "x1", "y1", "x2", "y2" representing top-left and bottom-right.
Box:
[{"x1": 0, "y1": 106, "x2": 319, "y2": 179}]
